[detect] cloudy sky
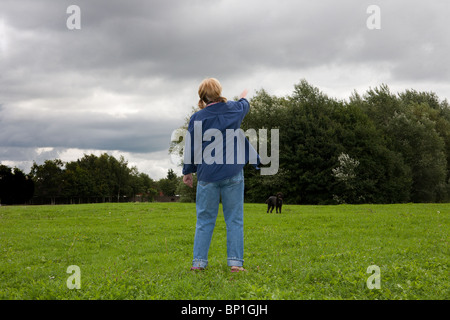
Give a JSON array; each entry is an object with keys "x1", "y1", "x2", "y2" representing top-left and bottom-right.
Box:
[{"x1": 1, "y1": 0, "x2": 449, "y2": 180}]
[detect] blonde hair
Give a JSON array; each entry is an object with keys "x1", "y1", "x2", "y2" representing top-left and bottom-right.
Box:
[{"x1": 198, "y1": 78, "x2": 227, "y2": 109}]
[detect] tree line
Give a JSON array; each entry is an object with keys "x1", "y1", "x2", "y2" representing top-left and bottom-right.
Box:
[
  {"x1": 240, "y1": 80, "x2": 450, "y2": 204},
  {"x1": 0, "y1": 153, "x2": 181, "y2": 205}
]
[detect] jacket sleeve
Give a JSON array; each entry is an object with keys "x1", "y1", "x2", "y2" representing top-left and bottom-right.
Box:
[{"x1": 238, "y1": 98, "x2": 250, "y2": 118}]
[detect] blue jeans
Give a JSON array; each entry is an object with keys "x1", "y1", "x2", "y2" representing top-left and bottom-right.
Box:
[{"x1": 192, "y1": 169, "x2": 244, "y2": 268}]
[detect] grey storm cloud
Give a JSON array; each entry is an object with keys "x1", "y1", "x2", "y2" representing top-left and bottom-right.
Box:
[
  {"x1": 1, "y1": 0, "x2": 449, "y2": 176},
  {"x1": 0, "y1": 107, "x2": 177, "y2": 153},
  {"x1": 1, "y1": 1, "x2": 448, "y2": 82}
]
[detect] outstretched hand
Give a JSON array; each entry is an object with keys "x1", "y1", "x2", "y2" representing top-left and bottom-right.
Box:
[{"x1": 239, "y1": 89, "x2": 248, "y2": 100}]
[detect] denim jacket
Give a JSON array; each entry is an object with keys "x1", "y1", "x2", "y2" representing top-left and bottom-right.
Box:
[{"x1": 182, "y1": 98, "x2": 260, "y2": 182}]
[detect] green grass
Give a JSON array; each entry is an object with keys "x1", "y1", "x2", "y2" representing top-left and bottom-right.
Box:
[{"x1": 0, "y1": 202, "x2": 448, "y2": 300}]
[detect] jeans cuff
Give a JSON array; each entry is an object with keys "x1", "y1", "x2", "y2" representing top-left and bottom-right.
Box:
[
  {"x1": 192, "y1": 259, "x2": 208, "y2": 268},
  {"x1": 227, "y1": 258, "x2": 244, "y2": 267}
]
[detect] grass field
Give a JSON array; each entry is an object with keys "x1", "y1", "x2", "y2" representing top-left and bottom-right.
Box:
[{"x1": 0, "y1": 202, "x2": 448, "y2": 300}]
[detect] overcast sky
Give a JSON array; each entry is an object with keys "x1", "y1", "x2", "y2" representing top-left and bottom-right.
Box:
[{"x1": 1, "y1": 0, "x2": 449, "y2": 180}]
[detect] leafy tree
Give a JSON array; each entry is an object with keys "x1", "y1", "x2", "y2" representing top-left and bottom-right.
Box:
[
  {"x1": 129, "y1": 171, "x2": 158, "y2": 201},
  {"x1": 361, "y1": 86, "x2": 448, "y2": 202},
  {"x1": 399, "y1": 90, "x2": 450, "y2": 201},
  {"x1": 157, "y1": 169, "x2": 180, "y2": 197},
  {"x1": 64, "y1": 161, "x2": 95, "y2": 203},
  {"x1": 336, "y1": 98, "x2": 412, "y2": 203},
  {"x1": 0, "y1": 165, "x2": 34, "y2": 205},
  {"x1": 110, "y1": 155, "x2": 132, "y2": 202},
  {"x1": 387, "y1": 104, "x2": 446, "y2": 202},
  {"x1": 167, "y1": 169, "x2": 177, "y2": 181},
  {"x1": 30, "y1": 159, "x2": 65, "y2": 205}
]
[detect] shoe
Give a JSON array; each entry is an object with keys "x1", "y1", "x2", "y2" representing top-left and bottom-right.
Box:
[
  {"x1": 190, "y1": 266, "x2": 205, "y2": 271},
  {"x1": 230, "y1": 266, "x2": 246, "y2": 273}
]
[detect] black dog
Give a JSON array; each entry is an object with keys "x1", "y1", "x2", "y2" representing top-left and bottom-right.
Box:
[{"x1": 266, "y1": 193, "x2": 283, "y2": 213}]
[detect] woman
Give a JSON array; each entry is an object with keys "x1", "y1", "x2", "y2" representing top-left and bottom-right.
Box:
[{"x1": 182, "y1": 78, "x2": 259, "y2": 272}]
